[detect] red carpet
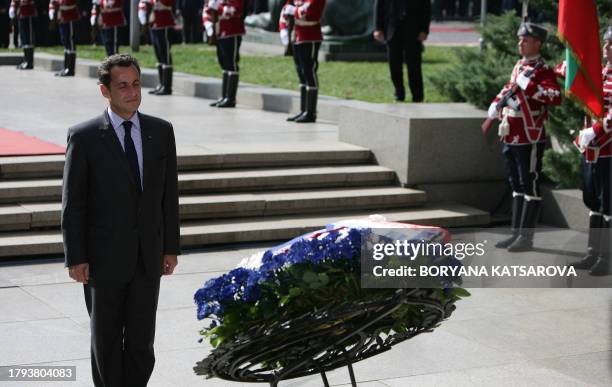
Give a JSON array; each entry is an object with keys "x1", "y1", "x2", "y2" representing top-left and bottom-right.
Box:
[{"x1": 0, "y1": 128, "x2": 65, "y2": 156}]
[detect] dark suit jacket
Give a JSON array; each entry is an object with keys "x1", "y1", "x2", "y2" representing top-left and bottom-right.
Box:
[
  {"x1": 375, "y1": 0, "x2": 431, "y2": 41},
  {"x1": 61, "y1": 110, "x2": 180, "y2": 283}
]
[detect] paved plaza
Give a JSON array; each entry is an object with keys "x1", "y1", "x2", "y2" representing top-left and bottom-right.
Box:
[{"x1": 0, "y1": 64, "x2": 611, "y2": 386}]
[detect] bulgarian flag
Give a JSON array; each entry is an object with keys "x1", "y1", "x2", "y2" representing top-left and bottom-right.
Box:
[{"x1": 558, "y1": 0, "x2": 603, "y2": 118}]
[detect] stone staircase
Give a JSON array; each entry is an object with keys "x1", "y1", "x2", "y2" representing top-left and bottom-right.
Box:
[{"x1": 0, "y1": 145, "x2": 490, "y2": 257}]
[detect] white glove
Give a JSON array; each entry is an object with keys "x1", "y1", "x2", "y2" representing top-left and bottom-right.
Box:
[
  {"x1": 280, "y1": 28, "x2": 289, "y2": 46},
  {"x1": 9, "y1": 7, "x2": 15, "y2": 19},
  {"x1": 222, "y1": 6, "x2": 234, "y2": 17},
  {"x1": 516, "y1": 72, "x2": 531, "y2": 90},
  {"x1": 208, "y1": 0, "x2": 220, "y2": 11},
  {"x1": 90, "y1": 14, "x2": 96, "y2": 26},
  {"x1": 283, "y1": 4, "x2": 295, "y2": 16},
  {"x1": 487, "y1": 103, "x2": 499, "y2": 119},
  {"x1": 579, "y1": 127, "x2": 596, "y2": 147},
  {"x1": 138, "y1": 9, "x2": 147, "y2": 25},
  {"x1": 204, "y1": 20, "x2": 214, "y2": 37},
  {"x1": 49, "y1": 10, "x2": 55, "y2": 21}
]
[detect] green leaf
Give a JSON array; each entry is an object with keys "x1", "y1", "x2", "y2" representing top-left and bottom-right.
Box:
[
  {"x1": 303, "y1": 271, "x2": 319, "y2": 283},
  {"x1": 451, "y1": 288, "x2": 471, "y2": 298}
]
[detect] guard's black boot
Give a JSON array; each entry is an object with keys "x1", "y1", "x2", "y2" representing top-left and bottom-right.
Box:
[
  {"x1": 57, "y1": 52, "x2": 76, "y2": 77},
  {"x1": 589, "y1": 219, "x2": 611, "y2": 276},
  {"x1": 210, "y1": 72, "x2": 228, "y2": 107},
  {"x1": 295, "y1": 88, "x2": 317, "y2": 123},
  {"x1": 155, "y1": 65, "x2": 173, "y2": 95},
  {"x1": 496, "y1": 194, "x2": 524, "y2": 248},
  {"x1": 569, "y1": 213, "x2": 603, "y2": 269},
  {"x1": 507, "y1": 199, "x2": 540, "y2": 252},
  {"x1": 17, "y1": 47, "x2": 34, "y2": 70},
  {"x1": 55, "y1": 52, "x2": 69, "y2": 76},
  {"x1": 287, "y1": 85, "x2": 306, "y2": 121},
  {"x1": 149, "y1": 64, "x2": 163, "y2": 94},
  {"x1": 217, "y1": 72, "x2": 238, "y2": 108}
]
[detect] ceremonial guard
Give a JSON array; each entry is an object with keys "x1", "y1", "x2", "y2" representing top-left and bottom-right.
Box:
[
  {"x1": 279, "y1": 0, "x2": 325, "y2": 123},
  {"x1": 0, "y1": 0, "x2": 10, "y2": 48},
  {"x1": 487, "y1": 22, "x2": 561, "y2": 252},
  {"x1": 49, "y1": 0, "x2": 79, "y2": 76},
  {"x1": 203, "y1": 0, "x2": 245, "y2": 108},
  {"x1": 90, "y1": 0, "x2": 126, "y2": 56},
  {"x1": 139, "y1": 0, "x2": 175, "y2": 95},
  {"x1": 9, "y1": 0, "x2": 37, "y2": 69},
  {"x1": 566, "y1": 27, "x2": 612, "y2": 276}
]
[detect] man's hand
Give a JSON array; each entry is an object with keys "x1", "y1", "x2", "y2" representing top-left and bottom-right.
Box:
[
  {"x1": 68, "y1": 263, "x2": 89, "y2": 284},
  {"x1": 417, "y1": 32, "x2": 428, "y2": 42},
  {"x1": 162, "y1": 254, "x2": 178, "y2": 275},
  {"x1": 579, "y1": 127, "x2": 596, "y2": 148},
  {"x1": 373, "y1": 30, "x2": 384, "y2": 42}
]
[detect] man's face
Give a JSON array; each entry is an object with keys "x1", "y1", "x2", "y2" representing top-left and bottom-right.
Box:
[
  {"x1": 604, "y1": 39, "x2": 612, "y2": 63},
  {"x1": 100, "y1": 65, "x2": 141, "y2": 116},
  {"x1": 518, "y1": 36, "x2": 541, "y2": 58}
]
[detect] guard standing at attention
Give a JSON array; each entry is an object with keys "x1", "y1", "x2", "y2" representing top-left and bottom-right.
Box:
[
  {"x1": 279, "y1": 0, "x2": 325, "y2": 123},
  {"x1": 566, "y1": 26, "x2": 612, "y2": 276},
  {"x1": 9, "y1": 0, "x2": 37, "y2": 69},
  {"x1": 50, "y1": 0, "x2": 80, "y2": 76},
  {"x1": 139, "y1": 0, "x2": 176, "y2": 95},
  {"x1": 488, "y1": 22, "x2": 561, "y2": 252},
  {"x1": 204, "y1": 0, "x2": 245, "y2": 108},
  {"x1": 91, "y1": 0, "x2": 127, "y2": 56}
]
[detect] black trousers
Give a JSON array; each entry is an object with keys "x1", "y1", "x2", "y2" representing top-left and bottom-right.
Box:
[
  {"x1": 18, "y1": 16, "x2": 35, "y2": 47},
  {"x1": 59, "y1": 21, "x2": 76, "y2": 52},
  {"x1": 583, "y1": 157, "x2": 612, "y2": 216},
  {"x1": 0, "y1": 12, "x2": 9, "y2": 48},
  {"x1": 181, "y1": 10, "x2": 202, "y2": 43},
  {"x1": 84, "y1": 258, "x2": 160, "y2": 387},
  {"x1": 502, "y1": 142, "x2": 545, "y2": 198},
  {"x1": 293, "y1": 41, "x2": 320, "y2": 88},
  {"x1": 216, "y1": 35, "x2": 241, "y2": 72},
  {"x1": 101, "y1": 27, "x2": 119, "y2": 56},
  {"x1": 151, "y1": 27, "x2": 173, "y2": 65},
  {"x1": 386, "y1": 28, "x2": 423, "y2": 102}
]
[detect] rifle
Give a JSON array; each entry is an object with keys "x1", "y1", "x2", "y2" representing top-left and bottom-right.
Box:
[
  {"x1": 284, "y1": 0, "x2": 294, "y2": 56},
  {"x1": 481, "y1": 61, "x2": 543, "y2": 135}
]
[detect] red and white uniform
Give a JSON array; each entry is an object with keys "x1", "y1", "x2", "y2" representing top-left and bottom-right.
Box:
[
  {"x1": 587, "y1": 66, "x2": 612, "y2": 158},
  {"x1": 10, "y1": 0, "x2": 38, "y2": 18},
  {"x1": 139, "y1": 0, "x2": 175, "y2": 29},
  {"x1": 50, "y1": 0, "x2": 79, "y2": 23},
  {"x1": 91, "y1": 0, "x2": 126, "y2": 29},
  {"x1": 279, "y1": 0, "x2": 325, "y2": 44},
  {"x1": 489, "y1": 57, "x2": 561, "y2": 145},
  {"x1": 202, "y1": 0, "x2": 245, "y2": 39}
]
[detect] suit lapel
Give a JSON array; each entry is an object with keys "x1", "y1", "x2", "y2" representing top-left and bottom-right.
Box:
[
  {"x1": 139, "y1": 112, "x2": 153, "y2": 194},
  {"x1": 98, "y1": 110, "x2": 139, "y2": 190}
]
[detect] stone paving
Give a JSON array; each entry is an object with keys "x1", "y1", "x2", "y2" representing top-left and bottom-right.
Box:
[{"x1": 0, "y1": 61, "x2": 611, "y2": 387}]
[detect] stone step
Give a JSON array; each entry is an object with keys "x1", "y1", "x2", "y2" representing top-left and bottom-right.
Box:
[
  {"x1": 0, "y1": 165, "x2": 396, "y2": 203},
  {"x1": 0, "y1": 144, "x2": 371, "y2": 179},
  {"x1": 0, "y1": 204, "x2": 490, "y2": 257},
  {"x1": 0, "y1": 187, "x2": 427, "y2": 231}
]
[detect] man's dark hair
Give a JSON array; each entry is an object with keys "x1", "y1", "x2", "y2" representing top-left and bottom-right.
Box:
[{"x1": 98, "y1": 54, "x2": 141, "y2": 88}]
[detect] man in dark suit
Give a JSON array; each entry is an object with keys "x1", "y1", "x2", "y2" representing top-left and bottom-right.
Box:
[
  {"x1": 61, "y1": 54, "x2": 180, "y2": 387},
  {"x1": 374, "y1": 0, "x2": 431, "y2": 102}
]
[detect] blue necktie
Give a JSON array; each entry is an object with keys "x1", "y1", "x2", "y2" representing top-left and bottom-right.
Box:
[{"x1": 122, "y1": 121, "x2": 142, "y2": 191}]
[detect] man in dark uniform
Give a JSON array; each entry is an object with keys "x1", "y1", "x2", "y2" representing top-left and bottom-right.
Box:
[
  {"x1": 177, "y1": 0, "x2": 203, "y2": 43},
  {"x1": 488, "y1": 22, "x2": 561, "y2": 252},
  {"x1": 374, "y1": 0, "x2": 430, "y2": 102},
  {"x1": 567, "y1": 27, "x2": 612, "y2": 276},
  {"x1": 139, "y1": 0, "x2": 175, "y2": 95},
  {"x1": 0, "y1": 0, "x2": 10, "y2": 48},
  {"x1": 9, "y1": 0, "x2": 37, "y2": 69},
  {"x1": 50, "y1": 0, "x2": 80, "y2": 76}
]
